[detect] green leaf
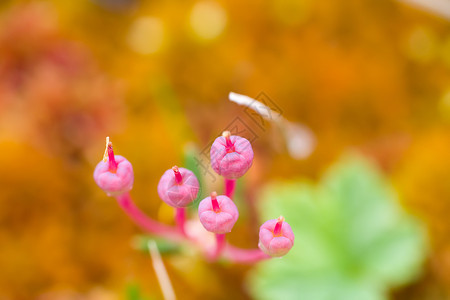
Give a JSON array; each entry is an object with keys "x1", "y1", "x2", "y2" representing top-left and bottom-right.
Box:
[
  {"x1": 249, "y1": 155, "x2": 427, "y2": 300},
  {"x1": 183, "y1": 143, "x2": 204, "y2": 209},
  {"x1": 131, "y1": 235, "x2": 180, "y2": 254},
  {"x1": 125, "y1": 282, "x2": 155, "y2": 300},
  {"x1": 125, "y1": 283, "x2": 142, "y2": 300}
]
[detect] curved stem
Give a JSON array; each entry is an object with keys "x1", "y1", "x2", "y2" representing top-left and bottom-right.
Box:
[
  {"x1": 115, "y1": 193, "x2": 183, "y2": 242},
  {"x1": 211, "y1": 234, "x2": 226, "y2": 261},
  {"x1": 223, "y1": 244, "x2": 271, "y2": 264},
  {"x1": 175, "y1": 207, "x2": 187, "y2": 236},
  {"x1": 224, "y1": 178, "x2": 236, "y2": 199},
  {"x1": 115, "y1": 193, "x2": 271, "y2": 264}
]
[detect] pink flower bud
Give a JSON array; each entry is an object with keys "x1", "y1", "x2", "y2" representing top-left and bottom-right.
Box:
[
  {"x1": 210, "y1": 131, "x2": 253, "y2": 179},
  {"x1": 94, "y1": 138, "x2": 134, "y2": 197},
  {"x1": 198, "y1": 192, "x2": 239, "y2": 234},
  {"x1": 258, "y1": 216, "x2": 294, "y2": 257},
  {"x1": 157, "y1": 166, "x2": 200, "y2": 208}
]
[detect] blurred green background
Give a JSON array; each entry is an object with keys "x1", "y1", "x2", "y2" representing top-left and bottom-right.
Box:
[{"x1": 0, "y1": 0, "x2": 450, "y2": 299}]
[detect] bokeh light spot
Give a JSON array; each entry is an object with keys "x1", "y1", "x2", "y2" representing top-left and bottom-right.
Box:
[
  {"x1": 189, "y1": 1, "x2": 227, "y2": 41},
  {"x1": 405, "y1": 26, "x2": 437, "y2": 64},
  {"x1": 127, "y1": 17, "x2": 164, "y2": 54}
]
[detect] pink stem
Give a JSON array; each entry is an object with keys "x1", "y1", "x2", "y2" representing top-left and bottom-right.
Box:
[
  {"x1": 223, "y1": 244, "x2": 271, "y2": 264},
  {"x1": 224, "y1": 178, "x2": 236, "y2": 199},
  {"x1": 115, "y1": 194, "x2": 271, "y2": 264},
  {"x1": 175, "y1": 207, "x2": 186, "y2": 236},
  {"x1": 115, "y1": 193, "x2": 183, "y2": 242},
  {"x1": 211, "y1": 234, "x2": 226, "y2": 261}
]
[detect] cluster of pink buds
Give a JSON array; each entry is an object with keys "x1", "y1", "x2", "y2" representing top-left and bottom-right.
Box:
[{"x1": 93, "y1": 132, "x2": 294, "y2": 263}]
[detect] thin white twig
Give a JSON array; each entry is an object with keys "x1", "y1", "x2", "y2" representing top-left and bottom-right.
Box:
[
  {"x1": 148, "y1": 240, "x2": 176, "y2": 300},
  {"x1": 228, "y1": 91, "x2": 316, "y2": 160},
  {"x1": 229, "y1": 92, "x2": 283, "y2": 123}
]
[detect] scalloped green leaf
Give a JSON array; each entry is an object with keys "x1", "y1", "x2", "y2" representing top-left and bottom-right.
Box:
[{"x1": 248, "y1": 155, "x2": 427, "y2": 300}]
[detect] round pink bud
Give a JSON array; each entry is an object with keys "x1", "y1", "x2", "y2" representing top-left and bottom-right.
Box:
[
  {"x1": 258, "y1": 216, "x2": 294, "y2": 257},
  {"x1": 198, "y1": 192, "x2": 239, "y2": 234},
  {"x1": 157, "y1": 166, "x2": 200, "y2": 208},
  {"x1": 210, "y1": 131, "x2": 254, "y2": 179},
  {"x1": 93, "y1": 138, "x2": 134, "y2": 197}
]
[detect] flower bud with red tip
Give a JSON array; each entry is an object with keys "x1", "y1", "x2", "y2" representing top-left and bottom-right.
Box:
[
  {"x1": 198, "y1": 192, "x2": 239, "y2": 234},
  {"x1": 258, "y1": 216, "x2": 294, "y2": 257},
  {"x1": 210, "y1": 131, "x2": 253, "y2": 179},
  {"x1": 94, "y1": 137, "x2": 134, "y2": 197},
  {"x1": 157, "y1": 166, "x2": 200, "y2": 208}
]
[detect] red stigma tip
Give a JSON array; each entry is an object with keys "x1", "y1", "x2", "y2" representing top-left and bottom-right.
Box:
[
  {"x1": 222, "y1": 131, "x2": 235, "y2": 152},
  {"x1": 172, "y1": 166, "x2": 183, "y2": 184},
  {"x1": 211, "y1": 191, "x2": 220, "y2": 213},
  {"x1": 103, "y1": 137, "x2": 118, "y2": 173},
  {"x1": 273, "y1": 216, "x2": 284, "y2": 236}
]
